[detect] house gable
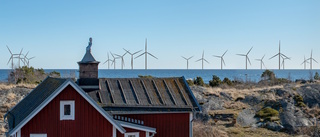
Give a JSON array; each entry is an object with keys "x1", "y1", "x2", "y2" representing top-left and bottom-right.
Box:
[{"x1": 6, "y1": 77, "x2": 125, "y2": 136}]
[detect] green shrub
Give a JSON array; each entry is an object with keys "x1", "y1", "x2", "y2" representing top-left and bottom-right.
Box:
[
  {"x1": 209, "y1": 75, "x2": 221, "y2": 87},
  {"x1": 186, "y1": 79, "x2": 194, "y2": 86},
  {"x1": 294, "y1": 95, "x2": 306, "y2": 107},
  {"x1": 315, "y1": 72, "x2": 320, "y2": 80},
  {"x1": 256, "y1": 107, "x2": 279, "y2": 118},
  {"x1": 261, "y1": 70, "x2": 276, "y2": 80},
  {"x1": 138, "y1": 75, "x2": 154, "y2": 78},
  {"x1": 49, "y1": 71, "x2": 61, "y2": 77},
  {"x1": 194, "y1": 77, "x2": 205, "y2": 86},
  {"x1": 222, "y1": 78, "x2": 232, "y2": 86}
]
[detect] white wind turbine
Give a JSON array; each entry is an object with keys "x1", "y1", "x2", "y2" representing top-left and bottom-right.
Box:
[
  {"x1": 301, "y1": 56, "x2": 309, "y2": 70},
  {"x1": 135, "y1": 38, "x2": 158, "y2": 70},
  {"x1": 181, "y1": 56, "x2": 193, "y2": 70},
  {"x1": 114, "y1": 52, "x2": 128, "y2": 70},
  {"x1": 196, "y1": 51, "x2": 209, "y2": 70},
  {"x1": 110, "y1": 52, "x2": 120, "y2": 69},
  {"x1": 307, "y1": 50, "x2": 318, "y2": 70},
  {"x1": 213, "y1": 50, "x2": 227, "y2": 70},
  {"x1": 269, "y1": 41, "x2": 289, "y2": 70},
  {"x1": 281, "y1": 56, "x2": 290, "y2": 70},
  {"x1": 255, "y1": 55, "x2": 266, "y2": 70},
  {"x1": 123, "y1": 48, "x2": 142, "y2": 70},
  {"x1": 7, "y1": 46, "x2": 24, "y2": 69},
  {"x1": 237, "y1": 47, "x2": 253, "y2": 70},
  {"x1": 103, "y1": 52, "x2": 113, "y2": 69}
]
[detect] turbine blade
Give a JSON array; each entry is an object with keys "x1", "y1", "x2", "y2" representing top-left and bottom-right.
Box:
[
  {"x1": 213, "y1": 55, "x2": 221, "y2": 58},
  {"x1": 133, "y1": 50, "x2": 143, "y2": 55},
  {"x1": 114, "y1": 54, "x2": 121, "y2": 57},
  {"x1": 134, "y1": 53, "x2": 145, "y2": 59},
  {"x1": 313, "y1": 59, "x2": 318, "y2": 63},
  {"x1": 247, "y1": 47, "x2": 253, "y2": 55},
  {"x1": 280, "y1": 53, "x2": 289, "y2": 59},
  {"x1": 20, "y1": 48, "x2": 23, "y2": 55},
  {"x1": 237, "y1": 54, "x2": 246, "y2": 56},
  {"x1": 182, "y1": 56, "x2": 188, "y2": 60},
  {"x1": 29, "y1": 57, "x2": 35, "y2": 60},
  {"x1": 195, "y1": 59, "x2": 202, "y2": 62},
  {"x1": 262, "y1": 55, "x2": 265, "y2": 60},
  {"x1": 204, "y1": 59, "x2": 210, "y2": 64},
  {"x1": 247, "y1": 57, "x2": 252, "y2": 65},
  {"x1": 123, "y1": 48, "x2": 131, "y2": 54},
  {"x1": 7, "y1": 46, "x2": 12, "y2": 54},
  {"x1": 222, "y1": 58, "x2": 226, "y2": 66},
  {"x1": 7, "y1": 56, "x2": 12, "y2": 65},
  {"x1": 222, "y1": 50, "x2": 228, "y2": 57},
  {"x1": 187, "y1": 56, "x2": 194, "y2": 60},
  {"x1": 147, "y1": 52, "x2": 158, "y2": 59},
  {"x1": 269, "y1": 54, "x2": 278, "y2": 60}
]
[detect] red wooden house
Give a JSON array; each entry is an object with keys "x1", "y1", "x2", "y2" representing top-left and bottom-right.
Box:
[{"x1": 4, "y1": 38, "x2": 201, "y2": 137}]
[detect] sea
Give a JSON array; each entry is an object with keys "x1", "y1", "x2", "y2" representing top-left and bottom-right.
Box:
[{"x1": 1, "y1": 69, "x2": 319, "y2": 83}]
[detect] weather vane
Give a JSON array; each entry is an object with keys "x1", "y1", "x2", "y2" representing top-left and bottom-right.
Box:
[{"x1": 86, "y1": 37, "x2": 93, "y2": 53}]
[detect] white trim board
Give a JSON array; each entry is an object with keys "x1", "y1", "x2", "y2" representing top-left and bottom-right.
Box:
[
  {"x1": 9, "y1": 79, "x2": 126, "y2": 136},
  {"x1": 117, "y1": 120, "x2": 156, "y2": 133}
]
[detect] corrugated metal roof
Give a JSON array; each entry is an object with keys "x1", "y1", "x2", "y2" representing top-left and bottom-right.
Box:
[
  {"x1": 87, "y1": 77, "x2": 201, "y2": 113},
  {"x1": 6, "y1": 77, "x2": 67, "y2": 130}
]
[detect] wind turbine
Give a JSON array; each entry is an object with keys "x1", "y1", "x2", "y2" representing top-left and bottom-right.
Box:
[
  {"x1": 7, "y1": 46, "x2": 24, "y2": 69},
  {"x1": 255, "y1": 55, "x2": 266, "y2": 70},
  {"x1": 281, "y1": 56, "x2": 290, "y2": 70},
  {"x1": 213, "y1": 50, "x2": 227, "y2": 70},
  {"x1": 196, "y1": 50, "x2": 209, "y2": 70},
  {"x1": 114, "y1": 52, "x2": 128, "y2": 70},
  {"x1": 103, "y1": 52, "x2": 113, "y2": 69},
  {"x1": 269, "y1": 41, "x2": 289, "y2": 70},
  {"x1": 307, "y1": 50, "x2": 318, "y2": 70},
  {"x1": 110, "y1": 52, "x2": 120, "y2": 69},
  {"x1": 25, "y1": 56, "x2": 35, "y2": 67},
  {"x1": 237, "y1": 47, "x2": 253, "y2": 70},
  {"x1": 181, "y1": 56, "x2": 193, "y2": 70},
  {"x1": 135, "y1": 38, "x2": 158, "y2": 70},
  {"x1": 124, "y1": 48, "x2": 142, "y2": 70},
  {"x1": 301, "y1": 56, "x2": 309, "y2": 70}
]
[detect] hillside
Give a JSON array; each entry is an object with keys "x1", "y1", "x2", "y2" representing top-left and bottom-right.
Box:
[{"x1": 2, "y1": 81, "x2": 320, "y2": 136}]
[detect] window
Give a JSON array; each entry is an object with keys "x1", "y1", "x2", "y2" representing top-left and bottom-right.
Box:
[
  {"x1": 125, "y1": 132, "x2": 139, "y2": 137},
  {"x1": 60, "y1": 101, "x2": 75, "y2": 120},
  {"x1": 30, "y1": 134, "x2": 47, "y2": 137}
]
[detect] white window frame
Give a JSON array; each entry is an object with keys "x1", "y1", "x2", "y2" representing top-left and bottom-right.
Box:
[
  {"x1": 30, "y1": 134, "x2": 47, "y2": 137},
  {"x1": 60, "y1": 100, "x2": 75, "y2": 120},
  {"x1": 125, "y1": 132, "x2": 139, "y2": 137}
]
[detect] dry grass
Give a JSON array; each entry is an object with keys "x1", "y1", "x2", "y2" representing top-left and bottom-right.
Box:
[
  {"x1": 193, "y1": 121, "x2": 228, "y2": 137},
  {"x1": 0, "y1": 125, "x2": 5, "y2": 136},
  {"x1": 6, "y1": 92, "x2": 16, "y2": 101},
  {"x1": 225, "y1": 127, "x2": 291, "y2": 137},
  {"x1": 203, "y1": 85, "x2": 284, "y2": 101},
  {"x1": 0, "y1": 83, "x2": 36, "y2": 90}
]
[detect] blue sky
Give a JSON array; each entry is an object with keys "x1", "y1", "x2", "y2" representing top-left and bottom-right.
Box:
[{"x1": 1, "y1": 0, "x2": 320, "y2": 69}]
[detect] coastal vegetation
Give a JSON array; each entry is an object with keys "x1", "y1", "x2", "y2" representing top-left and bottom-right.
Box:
[{"x1": 8, "y1": 66, "x2": 61, "y2": 84}]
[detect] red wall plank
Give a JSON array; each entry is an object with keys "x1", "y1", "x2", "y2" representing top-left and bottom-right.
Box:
[
  {"x1": 21, "y1": 85, "x2": 113, "y2": 137},
  {"x1": 118, "y1": 113, "x2": 190, "y2": 137}
]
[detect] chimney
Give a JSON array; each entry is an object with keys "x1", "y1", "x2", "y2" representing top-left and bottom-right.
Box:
[{"x1": 77, "y1": 37, "x2": 100, "y2": 91}]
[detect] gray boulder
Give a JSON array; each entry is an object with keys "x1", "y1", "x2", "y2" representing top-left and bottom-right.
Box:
[
  {"x1": 236, "y1": 108, "x2": 258, "y2": 127},
  {"x1": 266, "y1": 122, "x2": 284, "y2": 131}
]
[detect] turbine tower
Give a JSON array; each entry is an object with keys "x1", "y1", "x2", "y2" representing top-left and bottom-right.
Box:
[
  {"x1": 181, "y1": 56, "x2": 193, "y2": 70},
  {"x1": 135, "y1": 38, "x2": 158, "y2": 70},
  {"x1": 255, "y1": 55, "x2": 266, "y2": 70},
  {"x1": 307, "y1": 50, "x2": 318, "y2": 70},
  {"x1": 301, "y1": 56, "x2": 309, "y2": 70},
  {"x1": 22, "y1": 51, "x2": 35, "y2": 67},
  {"x1": 103, "y1": 52, "x2": 113, "y2": 69},
  {"x1": 114, "y1": 52, "x2": 127, "y2": 70},
  {"x1": 124, "y1": 48, "x2": 142, "y2": 69},
  {"x1": 213, "y1": 50, "x2": 227, "y2": 70},
  {"x1": 236, "y1": 47, "x2": 253, "y2": 70},
  {"x1": 196, "y1": 51, "x2": 209, "y2": 70},
  {"x1": 269, "y1": 41, "x2": 289, "y2": 70}
]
